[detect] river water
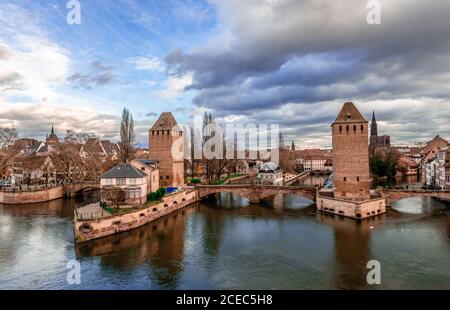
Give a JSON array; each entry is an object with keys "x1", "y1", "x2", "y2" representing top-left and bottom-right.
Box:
[{"x1": 0, "y1": 177, "x2": 449, "y2": 289}]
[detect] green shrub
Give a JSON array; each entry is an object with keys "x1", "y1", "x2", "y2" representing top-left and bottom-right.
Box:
[
  {"x1": 147, "y1": 187, "x2": 167, "y2": 202},
  {"x1": 190, "y1": 178, "x2": 201, "y2": 184}
]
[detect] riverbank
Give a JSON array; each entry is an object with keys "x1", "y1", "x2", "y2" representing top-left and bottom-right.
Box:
[
  {"x1": 0, "y1": 185, "x2": 64, "y2": 204},
  {"x1": 73, "y1": 189, "x2": 199, "y2": 243}
]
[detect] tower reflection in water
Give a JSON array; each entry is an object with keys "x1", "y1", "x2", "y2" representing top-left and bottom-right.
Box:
[{"x1": 316, "y1": 212, "x2": 386, "y2": 289}]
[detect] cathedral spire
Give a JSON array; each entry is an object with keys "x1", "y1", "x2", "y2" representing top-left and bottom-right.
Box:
[{"x1": 370, "y1": 110, "x2": 378, "y2": 137}]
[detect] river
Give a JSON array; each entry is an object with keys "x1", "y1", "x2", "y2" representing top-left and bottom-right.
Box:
[{"x1": 0, "y1": 177, "x2": 449, "y2": 289}]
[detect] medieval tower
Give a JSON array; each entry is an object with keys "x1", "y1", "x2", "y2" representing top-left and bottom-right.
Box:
[
  {"x1": 331, "y1": 102, "x2": 370, "y2": 200},
  {"x1": 148, "y1": 112, "x2": 184, "y2": 188}
]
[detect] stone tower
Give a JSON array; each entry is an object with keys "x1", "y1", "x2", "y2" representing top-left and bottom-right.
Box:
[
  {"x1": 331, "y1": 102, "x2": 370, "y2": 200},
  {"x1": 148, "y1": 112, "x2": 184, "y2": 188}
]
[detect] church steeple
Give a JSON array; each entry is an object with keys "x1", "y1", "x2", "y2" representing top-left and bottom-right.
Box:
[
  {"x1": 370, "y1": 110, "x2": 378, "y2": 137},
  {"x1": 46, "y1": 125, "x2": 59, "y2": 143}
]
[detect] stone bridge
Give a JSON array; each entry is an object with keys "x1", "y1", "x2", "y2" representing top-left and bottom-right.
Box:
[
  {"x1": 196, "y1": 184, "x2": 318, "y2": 203},
  {"x1": 384, "y1": 189, "x2": 450, "y2": 205},
  {"x1": 63, "y1": 181, "x2": 100, "y2": 197}
]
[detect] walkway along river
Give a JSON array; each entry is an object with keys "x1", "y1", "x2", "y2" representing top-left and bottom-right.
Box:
[{"x1": 0, "y1": 176, "x2": 449, "y2": 289}]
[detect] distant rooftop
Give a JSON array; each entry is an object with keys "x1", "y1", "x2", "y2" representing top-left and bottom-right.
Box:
[
  {"x1": 258, "y1": 162, "x2": 280, "y2": 173},
  {"x1": 135, "y1": 158, "x2": 158, "y2": 165},
  {"x1": 101, "y1": 163, "x2": 148, "y2": 179}
]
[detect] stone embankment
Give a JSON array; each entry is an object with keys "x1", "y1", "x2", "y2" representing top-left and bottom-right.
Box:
[
  {"x1": 73, "y1": 190, "x2": 199, "y2": 243},
  {"x1": 0, "y1": 185, "x2": 64, "y2": 204}
]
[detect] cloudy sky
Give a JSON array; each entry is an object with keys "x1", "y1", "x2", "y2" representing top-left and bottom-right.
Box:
[{"x1": 1, "y1": 0, "x2": 449, "y2": 148}]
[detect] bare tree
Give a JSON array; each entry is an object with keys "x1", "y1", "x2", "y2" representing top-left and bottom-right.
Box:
[
  {"x1": 0, "y1": 127, "x2": 18, "y2": 149},
  {"x1": 53, "y1": 130, "x2": 85, "y2": 182},
  {"x1": 119, "y1": 108, "x2": 136, "y2": 163},
  {"x1": 201, "y1": 112, "x2": 236, "y2": 183},
  {"x1": 0, "y1": 127, "x2": 18, "y2": 179},
  {"x1": 101, "y1": 186, "x2": 126, "y2": 209}
]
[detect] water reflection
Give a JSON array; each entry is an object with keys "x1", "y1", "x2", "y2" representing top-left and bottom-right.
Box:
[
  {"x1": 317, "y1": 213, "x2": 387, "y2": 289},
  {"x1": 1, "y1": 181, "x2": 449, "y2": 289},
  {"x1": 76, "y1": 206, "x2": 196, "y2": 288}
]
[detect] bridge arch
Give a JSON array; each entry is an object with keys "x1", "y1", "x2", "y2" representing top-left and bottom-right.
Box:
[
  {"x1": 196, "y1": 185, "x2": 317, "y2": 204},
  {"x1": 385, "y1": 190, "x2": 450, "y2": 205}
]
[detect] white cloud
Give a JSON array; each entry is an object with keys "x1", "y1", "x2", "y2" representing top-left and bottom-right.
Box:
[
  {"x1": 126, "y1": 56, "x2": 164, "y2": 71},
  {"x1": 152, "y1": 73, "x2": 193, "y2": 99}
]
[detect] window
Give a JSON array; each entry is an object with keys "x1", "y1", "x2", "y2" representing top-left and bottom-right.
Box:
[
  {"x1": 339, "y1": 125, "x2": 342, "y2": 132},
  {"x1": 361, "y1": 125, "x2": 364, "y2": 131},
  {"x1": 353, "y1": 125, "x2": 356, "y2": 131},
  {"x1": 104, "y1": 178, "x2": 112, "y2": 185},
  {"x1": 166, "y1": 175, "x2": 170, "y2": 180},
  {"x1": 126, "y1": 189, "x2": 140, "y2": 199},
  {"x1": 346, "y1": 125, "x2": 349, "y2": 132},
  {"x1": 129, "y1": 178, "x2": 136, "y2": 185},
  {"x1": 357, "y1": 176, "x2": 360, "y2": 181},
  {"x1": 117, "y1": 178, "x2": 126, "y2": 186},
  {"x1": 160, "y1": 176, "x2": 163, "y2": 180},
  {"x1": 344, "y1": 177, "x2": 347, "y2": 181}
]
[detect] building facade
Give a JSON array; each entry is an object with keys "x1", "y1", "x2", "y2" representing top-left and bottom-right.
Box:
[
  {"x1": 257, "y1": 162, "x2": 283, "y2": 186},
  {"x1": 100, "y1": 163, "x2": 148, "y2": 206},
  {"x1": 148, "y1": 112, "x2": 184, "y2": 188},
  {"x1": 131, "y1": 159, "x2": 160, "y2": 193},
  {"x1": 332, "y1": 102, "x2": 370, "y2": 200},
  {"x1": 420, "y1": 135, "x2": 448, "y2": 183}
]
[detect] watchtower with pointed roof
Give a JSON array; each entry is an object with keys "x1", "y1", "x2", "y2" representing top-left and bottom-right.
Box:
[
  {"x1": 148, "y1": 112, "x2": 184, "y2": 188},
  {"x1": 331, "y1": 102, "x2": 370, "y2": 200}
]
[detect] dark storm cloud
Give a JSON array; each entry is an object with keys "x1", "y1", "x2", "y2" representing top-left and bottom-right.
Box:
[
  {"x1": 67, "y1": 60, "x2": 116, "y2": 89},
  {"x1": 165, "y1": 0, "x2": 450, "y2": 146}
]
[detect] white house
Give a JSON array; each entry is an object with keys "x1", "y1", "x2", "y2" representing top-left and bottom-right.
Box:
[
  {"x1": 257, "y1": 162, "x2": 283, "y2": 186},
  {"x1": 100, "y1": 163, "x2": 148, "y2": 206}
]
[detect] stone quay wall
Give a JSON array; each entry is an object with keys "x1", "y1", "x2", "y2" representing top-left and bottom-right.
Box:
[
  {"x1": 74, "y1": 190, "x2": 199, "y2": 243},
  {"x1": 317, "y1": 194, "x2": 386, "y2": 219},
  {"x1": 0, "y1": 186, "x2": 64, "y2": 205}
]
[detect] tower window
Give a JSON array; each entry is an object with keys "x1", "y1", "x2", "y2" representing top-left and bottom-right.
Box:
[
  {"x1": 344, "y1": 177, "x2": 347, "y2": 181},
  {"x1": 353, "y1": 125, "x2": 356, "y2": 132},
  {"x1": 346, "y1": 125, "x2": 349, "y2": 132},
  {"x1": 361, "y1": 125, "x2": 364, "y2": 131},
  {"x1": 339, "y1": 125, "x2": 342, "y2": 132},
  {"x1": 357, "y1": 176, "x2": 360, "y2": 181}
]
